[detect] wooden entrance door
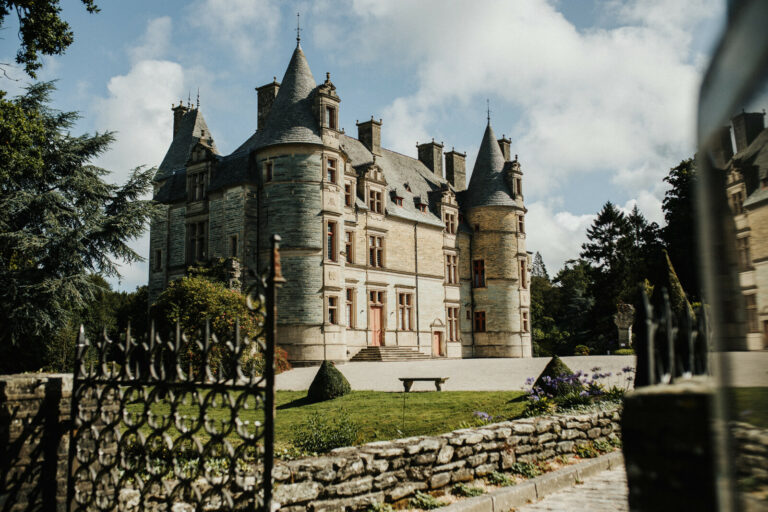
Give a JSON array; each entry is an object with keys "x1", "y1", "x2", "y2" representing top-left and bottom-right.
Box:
[
  {"x1": 432, "y1": 331, "x2": 443, "y2": 356},
  {"x1": 370, "y1": 306, "x2": 383, "y2": 346}
]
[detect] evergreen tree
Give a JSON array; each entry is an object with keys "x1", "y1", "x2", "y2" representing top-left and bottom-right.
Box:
[
  {"x1": 531, "y1": 251, "x2": 549, "y2": 280},
  {"x1": 662, "y1": 159, "x2": 699, "y2": 300},
  {"x1": 0, "y1": 83, "x2": 156, "y2": 371}
]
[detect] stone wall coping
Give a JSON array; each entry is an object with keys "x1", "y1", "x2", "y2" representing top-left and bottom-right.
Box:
[{"x1": 436, "y1": 450, "x2": 624, "y2": 511}]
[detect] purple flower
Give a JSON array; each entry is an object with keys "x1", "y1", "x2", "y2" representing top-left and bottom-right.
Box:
[
  {"x1": 591, "y1": 367, "x2": 601, "y2": 372},
  {"x1": 622, "y1": 366, "x2": 634, "y2": 373},
  {"x1": 473, "y1": 411, "x2": 491, "y2": 421},
  {"x1": 579, "y1": 391, "x2": 589, "y2": 397}
]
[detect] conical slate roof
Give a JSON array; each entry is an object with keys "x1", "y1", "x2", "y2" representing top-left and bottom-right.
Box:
[
  {"x1": 465, "y1": 122, "x2": 515, "y2": 208},
  {"x1": 155, "y1": 108, "x2": 218, "y2": 181},
  {"x1": 239, "y1": 44, "x2": 322, "y2": 151}
]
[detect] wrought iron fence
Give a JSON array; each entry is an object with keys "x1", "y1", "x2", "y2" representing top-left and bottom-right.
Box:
[
  {"x1": 66, "y1": 235, "x2": 284, "y2": 512},
  {"x1": 634, "y1": 286, "x2": 710, "y2": 388}
]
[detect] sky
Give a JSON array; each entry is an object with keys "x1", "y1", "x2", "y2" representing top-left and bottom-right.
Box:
[{"x1": 0, "y1": 0, "x2": 727, "y2": 291}]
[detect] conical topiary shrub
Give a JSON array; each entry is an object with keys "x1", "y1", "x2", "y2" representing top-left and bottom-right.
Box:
[
  {"x1": 307, "y1": 360, "x2": 351, "y2": 402},
  {"x1": 533, "y1": 355, "x2": 582, "y2": 397}
]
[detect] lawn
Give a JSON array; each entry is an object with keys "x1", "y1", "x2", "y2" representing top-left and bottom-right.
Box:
[
  {"x1": 134, "y1": 390, "x2": 528, "y2": 448},
  {"x1": 727, "y1": 387, "x2": 768, "y2": 428}
]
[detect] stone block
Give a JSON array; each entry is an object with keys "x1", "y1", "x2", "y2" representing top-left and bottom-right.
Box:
[
  {"x1": 273, "y1": 481, "x2": 323, "y2": 505},
  {"x1": 373, "y1": 472, "x2": 400, "y2": 490},
  {"x1": 328, "y1": 476, "x2": 373, "y2": 497},
  {"x1": 474, "y1": 463, "x2": 497, "y2": 477},
  {"x1": 437, "y1": 444, "x2": 454, "y2": 464},
  {"x1": 452, "y1": 468, "x2": 474, "y2": 482},
  {"x1": 387, "y1": 482, "x2": 427, "y2": 501},
  {"x1": 467, "y1": 453, "x2": 488, "y2": 467},
  {"x1": 414, "y1": 452, "x2": 437, "y2": 465},
  {"x1": 501, "y1": 451, "x2": 516, "y2": 469},
  {"x1": 430, "y1": 472, "x2": 452, "y2": 489},
  {"x1": 587, "y1": 427, "x2": 602, "y2": 439}
]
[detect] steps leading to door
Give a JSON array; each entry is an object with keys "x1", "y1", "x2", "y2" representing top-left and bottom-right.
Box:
[{"x1": 350, "y1": 346, "x2": 432, "y2": 362}]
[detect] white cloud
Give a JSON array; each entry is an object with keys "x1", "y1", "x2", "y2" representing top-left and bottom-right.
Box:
[
  {"x1": 526, "y1": 201, "x2": 595, "y2": 273},
  {"x1": 129, "y1": 17, "x2": 172, "y2": 63},
  {"x1": 187, "y1": 0, "x2": 280, "y2": 61}
]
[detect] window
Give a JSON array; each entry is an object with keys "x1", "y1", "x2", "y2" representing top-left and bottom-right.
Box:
[
  {"x1": 730, "y1": 190, "x2": 744, "y2": 214},
  {"x1": 466, "y1": 309, "x2": 471, "y2": 320},
  {"x1": 520, "y1": 260, "x2": 528, "y2": 289},
  {"x1": 447, "y1": 307, "x2": 459, "y2": 341},
  {"x1": 346, "y1": 288, "x2": 355, "y2": 327},
  {"x1": 368, "y1": 189, "x2": 383, "y2": 213},
  {"x1": 345, "y1": 231, "x2": 354, "y2": 264},
  {"x1": 518, "y1": 215, "x2": 525, "y2": 234},
  {"x1": 515, "y1": 178, "x2": 522, "y2": 197},
  {"x1": 474, "y1": 224, "x2": 480, "y2": 232},
  {"x1": 325, "y1": 106, "x2": 337, "y2": 129},
  {"x1": 446, "y1": 254, "x2": 458, "y2": 284},
  {"x1": 419, "y1": 203, "x2": 428, "y2": 213},
  {"x1": 154, "y1": 249, "x2": 162, "y2": 271},
  {"x1": 746, "y1": 294, "x2": 759, "y2": 332},
  {"x1": 473, "y1": 259, "x2": 486, "y2": 288},
  {"x1": 326, "y1": 221, "x2": 337, "y2": 261},
  {"x1": 188, "y1": 172, "x2": 207, "y2": 201},
  {"x1": 229, "y1": 235, "x2": 238, "y2": 258},
  {"x1": 328, "y1": 296, "x2": 339, "y2": 325},
  {"x1": 265, "y1": 161, "x2": 273, "y2": 182},
  {"x1": 737, "y1": 237, "x2": 751, "y2": 271},
  {"x1": 394, "y1": 196, "x2": 403, "y2": 206},
  {"x1": 445, "y1": 213, "x2": 456, "y2": 234},
  {"x1": 522, "y1": 311, "x2": 529, "y2": 332},
  {"x1": 186, "y1": 221, "x2": 207, "y2": 263},
  {"x1": 369, "y1": 290, "x2": 384, "y2": 305},
  {"x1": 398, "y1": 293, "x2": 413, "y2": 331},
  {"x1": 344, "y1": 182, "x2": 353, "y2": 207},
  {"x1": 474, "y1": 311, "x2": 486, "y2": 332},
  {"x1": 369, "y1": 235, "x2": 383, "y2": 267},
  {"x1": 327, "y1": 157, "x2": 337, "y2": 183}
]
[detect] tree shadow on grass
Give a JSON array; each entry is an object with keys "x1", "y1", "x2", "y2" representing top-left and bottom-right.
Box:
[
  {"x1": 276, "y1": 396, "x2": 313, "y2": 410},
  {"x1": 507, "y1": 395, "x2": 528, "y2": 404}
]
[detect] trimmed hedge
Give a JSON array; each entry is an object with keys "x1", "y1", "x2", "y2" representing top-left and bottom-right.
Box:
[{"x1": 307, "y1": 361, "x2": 351, "y2": 402}]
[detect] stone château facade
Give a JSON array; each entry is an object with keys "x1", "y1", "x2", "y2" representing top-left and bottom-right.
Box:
[
  {"x1": 720, "y1": 111, "x2": 768, "y2": 350},
  {"x1": 149, "y1": 40, "x2": 531, "y2": 364}
]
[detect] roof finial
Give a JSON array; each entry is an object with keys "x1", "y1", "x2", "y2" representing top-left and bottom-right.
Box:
[
  {"x1": 296, "y1": 12, "x2": 301, "y2": 46},
  {"x1": 187, "y1": 90, "x2": 191, "y2": 107},
  {"x1": 486, "y1": 99, "x2": 491, "y2": 124},
  {"x1": 196, "y1": 88, "x2": 200, "y2": 109}
]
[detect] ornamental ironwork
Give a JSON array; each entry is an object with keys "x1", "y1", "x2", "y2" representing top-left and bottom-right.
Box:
[{"x1": 67, "y1": 234, "x2": 284, "y2": 512}]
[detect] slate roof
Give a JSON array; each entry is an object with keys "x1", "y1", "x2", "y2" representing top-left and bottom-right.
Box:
[
  {"x1": 739, "y1": 127, "x2": 768, "y2": 208},
  {"x1": 155, "y1": 108, "x2": 218, "y2": 181},
  {"x1": 464, "y1": 122, "x2": 515, "y2": 209},
  {"x1": 339, "y1": 135, "x2": 447, "y2": 227},
  {"x1": 236, "y1": 44, "x2": 322, "y2": 153}
]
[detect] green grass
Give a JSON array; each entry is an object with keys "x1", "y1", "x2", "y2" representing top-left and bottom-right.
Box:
[
  {"x1": 727, "y1": 387, "x2": 768, "y2": 428},
  {"x1": 129, "y1": 390, "x2": 527, "y2": 448}
]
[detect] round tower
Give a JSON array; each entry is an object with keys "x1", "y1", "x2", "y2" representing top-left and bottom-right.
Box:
[
  {"x1": 464, "y1": 122, "x2": 531, "y2": 358},
  {"x1": 248, "y1": 41, "x2": 347, "y2": 364}
]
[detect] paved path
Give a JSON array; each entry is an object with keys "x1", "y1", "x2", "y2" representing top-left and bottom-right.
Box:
[
  {"x1": 276, "y1": 356, "x2": 635, "y2": 391},
  {"x1": 514, "y1": 464, "x2": 629, "y2": 512}
]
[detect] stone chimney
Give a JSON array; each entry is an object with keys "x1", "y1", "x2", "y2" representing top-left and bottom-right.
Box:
[
  {"x1": 732, "y1": 111, "x2": 765, "y2": 152},
  {"x1": 172, "y1": 101, "x2": 190, "y2": 137},
  {"x1": 445, "y1": 149, "x2": 467, "y2": 191},
  {"x1": 357, "y1": 117, "x2": 382, "y2": 155},
  {"x1": 417, "y1": 139, "x2": 444, "y2": 177},
  {"x1": 256, "y1": 78, "x2": 280, "y2": 131},
  {"x1": 710, "y1": 125, "x2": 734, "y2": 168},
  {"x1": 498, "y1": 136, "x2": 511, "y2": 161}
]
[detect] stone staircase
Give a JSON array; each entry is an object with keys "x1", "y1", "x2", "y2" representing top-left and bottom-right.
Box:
[{"x1": 350, "y1": 346, "x2": 432, "y2": 362}]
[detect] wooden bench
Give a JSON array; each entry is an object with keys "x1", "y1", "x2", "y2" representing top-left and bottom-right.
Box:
[{"x1": 399, "y1": 377, "x2": 449, "y2": 392}]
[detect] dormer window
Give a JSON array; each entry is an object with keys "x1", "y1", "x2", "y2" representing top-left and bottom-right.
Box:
[
  {"x1": 188, "y1": 172, "x2": 207, "y2": 201},
  {"x1": 369, "y1": 189, "x2": 383, "y2": 213},
  {"x1": 418, "y1": 203, "x2": 428, "y2": 213},
  {"x1": 404, "y1": 183, "x2": 411, "y2": 192},
  {"x1": 344, "y1": 182, "x2": 353, "y2": 207},
  {"x1": 394, "y1": 196, "x2": 403, "y2": 207},
  {"x1": 445, "y1": 213, "x2": 456, "y2": 234},
  {"x1": 325, "y1": 106, "x2": 337, "y2": 129}
]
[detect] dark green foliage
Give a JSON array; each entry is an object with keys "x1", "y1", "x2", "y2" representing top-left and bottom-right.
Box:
[
  {"x1": 0, "y1": 83, "x2": 155, "y2": 373},
  {"x1": 534, "y1": 356, "x2": 583, "y2": 396},
  {"x1": 574, "y1": 442, "x2": 599, "y2": 458},
  {"x1": 662, "y1": 249, "x2": 694, "y2": 318},
  {"x1": 662, "y1": 159, "x2": 699, "y2": 301},
  {"x1": 486, "y1": 471, "x2": 514, "y2": 486},
  {"x1": 451, "y1": 483, "x2": 484, "y2": 497},
  {"x1": 531, "y1": 251, "x2": 549, "y2": 279},
  {"x1": 614, "y1": 348, "x2": 635, "y2": 355},
  {"x1": 291, "y1": 410, "x2": 359, "y2": 453},
  {"x1": 555, "y1": 391, "x2": 592, "y2": 409},
  {"x1": 307, "y1": 360, "x2": 351, "y2": 402},
  {"x1": 0, "y1": 0, "x2": 99, "y2": 78},
  {"x1": 522, "y1": 396, "x2": 555, "y2": 417},
  {"x1": 509, "y1": 462, "x2": 542, "y2": 479}
]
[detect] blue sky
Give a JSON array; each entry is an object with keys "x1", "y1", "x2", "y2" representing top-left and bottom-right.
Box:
[{"x1": 1, "y1": 0, "x2": 726, "y2": 291}]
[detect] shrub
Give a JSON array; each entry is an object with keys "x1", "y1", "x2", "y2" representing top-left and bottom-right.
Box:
[
  {"x1": 533, "y1": 355, "x2": 583, "y2": 396},
  {"x1": 307, "y1": 360, "x2": 351, "y2": 402},
  {"x1": 367, "y1": 502, "x2": 395, "y2": 512},
  {"x1": 522, "y1": 396, "x2": 556, "y2": 417},
  {"x1": 509, "y1": 462, "x2": 542, "y2": 479},
  {"x1": 409, "y1": 491, "x2": 447, "y2": 510},
  {"x1": 614, "y1": 348, "x2": 635, "y2": 355},
  {"x1": 573, "y1": 344, "x2": 590, "y2": 355},
  {"x1": 555, "y1": 391, "x2": 592, "y2": 409},
  {"x1": 291, "y1": 410, "x2": 359, "y2": 453},
  {"x1": 451, "y1": 483, "x2": 484, "y2": 497},
  {"x1": 486, "y1": 471, "x2": 514, "y2": 486},
  {"x1": 594, "y1": 439, "x2": 613, "y2": 453}
]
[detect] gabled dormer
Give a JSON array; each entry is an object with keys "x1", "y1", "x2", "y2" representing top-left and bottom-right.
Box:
[
  {"x1": 186, "y1": 139, "x2": 216, "y2": 205},
  {"x1": 357, "y1": 161, "x2": 387, "y2": 215},
  {"x1": 314, "y1": 72, "x2": 341, "y2": 147}
]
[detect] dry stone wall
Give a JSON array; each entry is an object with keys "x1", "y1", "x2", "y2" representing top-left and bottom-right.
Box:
[{"x1": 273, "y1": 407, "x2": 621, "y2": 511}]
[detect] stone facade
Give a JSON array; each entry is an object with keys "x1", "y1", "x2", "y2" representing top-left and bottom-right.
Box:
[
  {"x1": 150, "y1": 40, "x2": 532, "y2": 364},
  {"x1": 270, "y1": 407, "x2": 620, "y2": 510},
  {"x1": 722, "y1": 111, "x2": 768, "y2": 350}
]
